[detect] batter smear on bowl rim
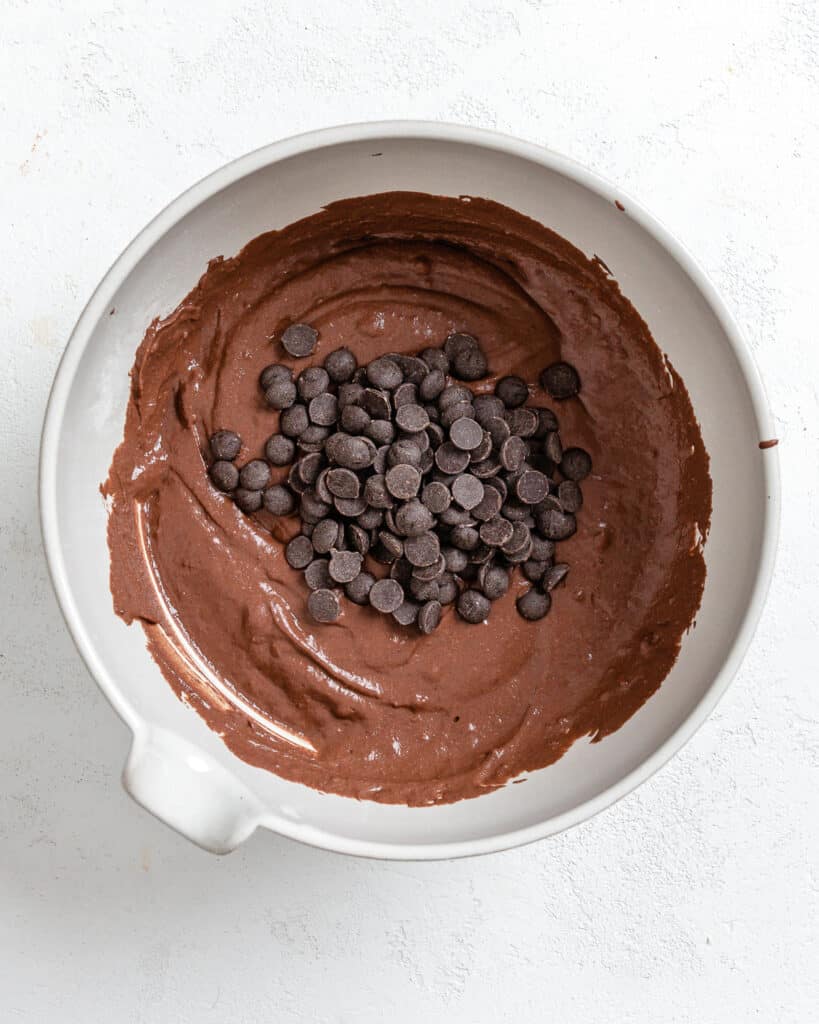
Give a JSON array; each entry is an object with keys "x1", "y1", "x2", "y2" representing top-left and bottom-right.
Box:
[{"x1": 103, "y1": 192, "x2": 712, "y2": 806}]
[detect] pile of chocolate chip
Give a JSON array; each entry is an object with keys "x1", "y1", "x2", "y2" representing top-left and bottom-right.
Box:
[{"x1": 208, "y1": 323, "x2": 591, "y2": 632}]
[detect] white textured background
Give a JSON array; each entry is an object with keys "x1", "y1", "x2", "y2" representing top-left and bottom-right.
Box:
[{"x1": 1, "y1": 1, "x2": 817, "y2": 1021}]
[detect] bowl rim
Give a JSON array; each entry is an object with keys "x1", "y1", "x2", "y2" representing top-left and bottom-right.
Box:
[{"x1": 39, "y1": 120, "x2": 780, "y2": 860}]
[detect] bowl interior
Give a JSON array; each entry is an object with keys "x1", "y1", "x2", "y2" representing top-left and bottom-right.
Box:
[{"x1": 44, "y1": 131, "x2": 774, "y2": 854}]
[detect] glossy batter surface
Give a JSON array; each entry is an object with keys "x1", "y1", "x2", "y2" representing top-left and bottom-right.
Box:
[{"x1": 104, "y1": 192, "x2": 711, "y2": 805}]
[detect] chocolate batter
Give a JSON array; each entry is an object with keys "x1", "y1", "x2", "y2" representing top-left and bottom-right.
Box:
[{"x1": 104, "y1": 192, "x2": 711, "y2": 805}]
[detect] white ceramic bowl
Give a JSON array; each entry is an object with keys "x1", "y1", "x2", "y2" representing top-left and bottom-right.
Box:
[{"x1": 40, "y1": 122, "x2": 779, "y2": 857}]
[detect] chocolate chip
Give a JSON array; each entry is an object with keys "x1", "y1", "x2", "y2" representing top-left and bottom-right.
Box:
[
  {"x1": 304, "y1": 559, "x2": 332, "y2": 591},
  {"x1": 394, "y1": 382, "x2": 419, "y2": 409},
  {"x1": 390, "y1": 557, "x2": 413, "y2": 585},
  {"x1": 530, "y1": 535, "x2": 556, "y2": 562},
  {"x1": 419, "y1": 369, "x2": 446, "y2": 401},
  {"x1": 457, "y1": 589, "x2": 490, "y2": 624},
  {"x1": 544, "y1": 431, "x2": 563, "y2": 464},
  {"x1": 265, "y1": 433, "x2": 296, "y2": 466},
  {"x1": 363, "y1": 474, "x2": 393, "y2": 508},
  {"x1": 265, "y1": 377, "x2": 297, "y2": 410},
  {"x1": 365, "y1": 418, "x2": 396, "y2": 446},
  {"x1": 386, "y1": 463, "x2": 421, "y2": 500},
  {"x1": 543, "y1": 563, "x2": 570, "y2": 591},
  {"x1": 471, "y1": 459, "x2": 503, "y2": 480},
  {"x1": 315, "y1": 468, "x2": 333, "y2": 504},
  {"x1": 347, "y1": 522, "x2": 370, "y2": 555},
  {"x1": 560, "y1": 447, "x2": 592, "y2": 481},
  {"x1": 345, "y1": 571, "x2": 375, "y2": 605},
  {"x1": 406, "y1": 428, "x2": 430, "y2": 452},
  {"x1": 471, "y1": 485, "x2": 503, "y2": 521},
  {"x1": 357, "y1": 506, "x2": 383, "y2": 530},
  {"x1": 288, "y1": 463, "x2": 308, "y2": 495},
  {"x1": 388, "y1": 439, "x2": 422, "y2": 468},
  {"x1": 298, "y1": 425, "x2": 331, "y2": 451},
  {"x1": 435, "y1": 441, "x2": 470, "y2": 474},
  {"x1": 516, "y1": 588, "x2": 552, "y2": 620},
  {"x1": 532, "y1": 407, "x2": 559, "y2": 437},
  {"x1": 362, "y1": 388, "x2": 391, "y2": 420},
  {"x1": 334, "y1": 495, "x2": 367, "y2": 518},
  {"x1": 522, "y1": 559, "x2": 548, "y2": 584},
  {"x1": 440, "y1": 505, "x2": 474, "y2": 526},
  {"x1": 324, "y1": 347, "x2": 357, "y2": 383},
  {"x1": 328, "y1": 549, "x2": 363, "y2": 584},
  {"x1": 393, "y1": 600, "x2": 420, "y2": 626},
  {"x1": 480, "y1": 565, "x2": 510, "y2": 600},
  {"x1": 308, "y1": 393, "x2": 339, "y2": 427},
  {"x1": 443, "y1": 546, "x2": 469, "y2": 573},
  {"x1": 437, "y1": 575, "x2": 458, "y2": 605},
  {"x1": 338, "y1": 381, "x2": 365, "y2": 408},
  {"x1": 296, "y1": 452, "x2": 323, "y2": 486},
  {"x1": 395, "y1": 498, "x2": 434, "y2": 537},
  {"x1": 235, "y1": 488, "x2": 263, "y2": 513},
  {"x1": 280, "y1": 403, "x2": 310, "y2": 437},
  {"x1": 469, "y1": 431, "x2": 493, "y2": 463},
  {"x1": 506, "y1": 408, "x2": 539, "y2": 438},
  {"x1": 451, "y1": 474, "x2": 484, "y2": 511},
  {"x1": 262, "y1": 484, "x2": 296, "y2": 516},
  {"x1": 378, "y1": 530, "x2": 404, "y2": 560},
  {"x1": 367, "y1": 356, "x2": 403, "y2": 390},
  {"x1": 395, "y1": 404, "x2": 429, "y2": 433},
  {"x1": 420, "y1": 347, "x2": 450, "y2": 374},
  {"x1": 479, "y1": 516, "x2": 514, "y2": 547},
  {"x1": 308, "y1": 588, "x2": 341, "y2": 623},
  {"x1": 537, "y1": 494, "x2": 563, "y2": 514},
  {"x1": 210, "y1": 460, "x2": 239, "y2": 492},
  {"x1": 285, "y1": 534, "x2": 314, "y2": 568},
  {"x1": 450, "y1": 525, "x2": 480, "y2": 551},
  {"x1": 451, "y1": 344, "x2": 488, "y2": 381},
  {"x1": 485, "y1": 476, "x2": 508, "y2": 502},
  {"x1": 210, "y1": 430, "x2": 242, "y2": 461},
  {"x1": 326, "y1": 468, "x2": 360, "y2": 499},
  {"x1": 443, "y1": 332, "x2": 478, "y2": 358},
  {"x1": 495, "y1": 375, "x2": 529, "y2": 408},
  {"x1": 540, "y1": 361, "x2": 580, "y2": 399},
  {"x1": 238, "y1": 460, "x2": 270, "y2": 491},
  {"x1": 438, "y1": 384, "x2": 473, "y2": 410},
  {"x1": 515, "y1": 469, "x2": 549, "y2": 505},
  {"x1": 410, "y1": 577, "x2": 440, "y2": 602},
  {"x1": 297, "y1": 366, "x2": 331, "y2": 401},
  {"x1": 417, "y1": 600, "x2": 442, "y2": 634},
  {"x1": 260, "y1": 363, "x2": 291, "y2": 392},
  {"x1": 326, "y1": 432, "x2": 376, "y2": 470},
  {"x1": 369, "y1": 578, "x2": 404, "y2": 613},
  {"x1": 281, "y1": 323, "x2": 318, "y2": 358},
  {"x1": 502, "y1": 500, "x2": 531, "y2": 522},
  {"x1": 486, "y1": 416, "x2": 511, "y2": 449},
  {"x1": 473, "y1": 394, "x2": 506, "y2": 426},
  {"x1": 312, "y1": 518, "x2": 342, "y2": 554},
  {"x1": 372, "y1": 444, "x2": 390, "y2": 475},
  {"x1": 500, "y1": 435, "x2": 527, "y2": 472},
  {"x1": 404, "y1": 531, "x2": 440, "y2": 567},
  {"x1": 339, "y1": 404, "x2": 370, "y2": 434},
  {"x1": 413, "y1": 553, "x2": 445, "y2": 581},
  {"x1": 421, "y1": 481, "x2": 451, "y2": 514},
  {"x1": 440, "y1": 401, "x2": 475, "y2": 429},
  {"x1": 501, "y1": 521, "x2": 532, "y2": 556},
  {"x1": 393, "y1": 354, "x2": 429, "y2": 385},
  {"x1": 537, "y1": 508, "x2": 577, "y2": 540},
  {"x1": 557, "y1": 480, "x2": 583, "y2": 512},
  {"x1": 449, "y1": 416, "x2": 484, "y2": 451}
]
